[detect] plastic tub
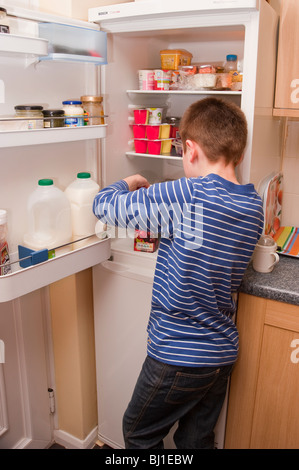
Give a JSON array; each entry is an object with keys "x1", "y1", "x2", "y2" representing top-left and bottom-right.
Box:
[
  {"x1": 146, "y1": 125, "x2": 161, "y2": 140},
  {"x1": 160, "y1": 49, "x2": 192, "y2": 70},
  {"x1": 160, "y1": 124, "x2": 171, "y2": 139},
  {"x1": 134, "y1": 139, "x2": 148, "y2": 153},
  {"x1": 133, "y1": 124, "x2": 146, "y2": 138},
  {"x1": 161, "y1": 139, "x2": 172, "y2": 154},
  {"x1": 147, "y1": 140, "x2": 162, "y2": 155},
  {"x1": 147, "y1": 108, "x2": 163, "y2": 125},
  {"x1": 134, "y1": 109, "x2": 148, "y2": 125}
]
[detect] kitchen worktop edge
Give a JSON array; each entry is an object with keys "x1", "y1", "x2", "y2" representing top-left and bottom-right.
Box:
[{"x1": 239, "y1": 255, "x2": 299, "y2": 306}]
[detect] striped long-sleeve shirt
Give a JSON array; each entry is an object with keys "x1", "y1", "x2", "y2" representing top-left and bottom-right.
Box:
[{"x1": 93, "y1": 173, "x2": 264, "y2": 367}]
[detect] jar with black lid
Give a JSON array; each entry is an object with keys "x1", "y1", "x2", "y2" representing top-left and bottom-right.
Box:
[
  {"x1": 0, "y1": 8, "x2": 10, "y2": 34},
  {"x1": 42, "y1": 109, "x2": 65, "y2": 128},
  {"x1": 15, "y1": 105, "x2": 44, "y2": 129}
]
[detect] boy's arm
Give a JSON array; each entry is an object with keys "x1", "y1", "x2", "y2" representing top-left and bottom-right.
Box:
[{"x1": 93, "y1": 175, "x2": 193, "y2": 237}]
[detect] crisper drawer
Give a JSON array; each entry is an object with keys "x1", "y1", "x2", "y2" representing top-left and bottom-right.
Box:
[{"x1": 0, "y1": 237, "x2": 111, "y2": 303}]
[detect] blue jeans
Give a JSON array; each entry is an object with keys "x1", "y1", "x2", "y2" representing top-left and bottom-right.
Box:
[{"x1": 123, "y1": 355, "x2": 233, "y2": 449}]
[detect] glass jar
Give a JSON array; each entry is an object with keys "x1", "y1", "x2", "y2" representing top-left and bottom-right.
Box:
[
  {"x1": 62, "y1": 100, "x2": 84, "y2": 127},
  {"x1": 14, "y1": 105, "x2": 44, "y2": 129},
  {"x1": 80, "y1": 95, "x2": 104, "y2": 125},
  {"x1": 42, "y1": 109, "x2": 65, "y2": 128},
  {"x1": 0, "y1": 8, "x2": 10, "y2": 34}
]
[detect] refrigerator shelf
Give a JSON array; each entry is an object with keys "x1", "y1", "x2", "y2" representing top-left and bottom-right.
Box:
[
  {"x1": 0, "y1": 32, "x2": 48, "y2": 57},
  {"x1": 0, "y1": 236, "x2": 111, "y2": 303},
  {"x1": 0, "y1": 124, "x2": 107, "y2": 148},
  {"x1": 127, "y1": 89, "x2": 242, "y2": 96},
  {"x1": 126, "y1": 151, "x2": 182, "y2": 161}
]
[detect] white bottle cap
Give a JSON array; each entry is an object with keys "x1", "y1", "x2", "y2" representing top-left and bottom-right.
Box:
[{"x1": 0, "y1": 209, "x2": 7, "y2": 225}]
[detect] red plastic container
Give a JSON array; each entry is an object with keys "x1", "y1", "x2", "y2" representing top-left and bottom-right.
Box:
[
  {"x1": 133, "y1": 125, "x2": 146, "y2": 138},
  {"x1": 146, "y1": 125, "x2": 160, "y2": 140},
  {"x1": 134, "y1": 109, "x2": 148, "y2": 124},
  {"x1": 147, "y1": 140, "x2": 162, "y2": 155},
  {"x1": 134, "y1": 139, "x2": 148, "y2": 153}
]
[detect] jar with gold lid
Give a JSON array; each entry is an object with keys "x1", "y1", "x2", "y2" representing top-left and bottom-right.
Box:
[{"x1": 81, "y1": 95, "x2": 104, "y2": 125}]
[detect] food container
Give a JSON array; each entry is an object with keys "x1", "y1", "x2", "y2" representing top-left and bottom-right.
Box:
[
  {"x1": 134, "y1": 109, "x2": 148, "y2": 125},
  {"x1": 134, "y1": 139, "x2": 147, "y2": 153},
  {"x1": 192, "y1": 73, "x2": 217, "y2": 90},
  {"x1": 14, "y1": 105, "x2": 44, "y2": 129},
  {"x1": 147, "y1": 140, "x2": 162, "y2": 155},
  {"x1": 0, "y1": 7, "x2": 9, "y2": 33},
  {"x1": 146, "y1": 125, "x2": 160, "y2": 140},
  {"x1": 132, "y1": 124, "x2": 146, "y2": 139},
  {"x1": 62, "y1": 100, "x2": 84, "y2": 127},
  {"x1": 153, "y1": 70, "x2": 171, "y2": 90},
  {"x1": 160, "y1": 49, "x2": 193, "y2": 70},
  {"x1": 134, "y1": 229, "x2": 159, "y2": 253},
  {"x1": 173, "y1": 139, "x2": 183, "y2": 156},
  {"x1": 215, "y1": 73, "x2": 232, "y2": 90},
  {"x1": 147, "y1": 108, "x2": 163, "y2": 125},
  {"x1": 161, "y1": 139, "x2": 172, "y2": 154},
  {"x1": 166, "y1": 117, "x2": 181, "y2": 139},
  {"x1": 198, "y1": 64, "x2": 216, "y2": 74},
  {"x1": 138, "y1": 70, "x2": 154, "y2": 90},
  {"x1": 160, "y1": 124, "x2": 171, "y2": 139},
  {"x1": 80, "y1": 95, "x2": 105, "y2": 125},
  {"x1": 42, "y1": 109, "x2": 65, "y2": 128}
]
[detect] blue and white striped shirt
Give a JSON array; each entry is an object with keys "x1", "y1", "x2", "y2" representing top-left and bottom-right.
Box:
[{"x1": 93, "y1": 174, "x2": 264, "y2": 367}]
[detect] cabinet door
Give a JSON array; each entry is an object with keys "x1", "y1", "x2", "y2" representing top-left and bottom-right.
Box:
[
  {"x1": 274, "y1": 0, "x2": 299, "y2": 115},
  {"x1": 250, "y1": 325, "x2": 299, "y2": 448}
]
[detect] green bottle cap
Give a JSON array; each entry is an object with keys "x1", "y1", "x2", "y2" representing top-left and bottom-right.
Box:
[
  {"x1": 77, "y1": 172, "x2": 91, "y2": 179},
  {"x1": 38, "y1": 179, "x2": 54, "y2": 186}
]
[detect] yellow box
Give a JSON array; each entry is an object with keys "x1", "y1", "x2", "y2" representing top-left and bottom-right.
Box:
[{"x1": 160, "y1": 49, "x2": 193, "y2": 70}]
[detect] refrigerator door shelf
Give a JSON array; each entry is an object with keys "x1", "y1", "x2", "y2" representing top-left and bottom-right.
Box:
[
  {"x1": 0, "y1": 124, "x2": 107, "y2": 148},
  {"x1": 0, "y1": 237, "x2": 111, "y2": 303},
  {"x1": 0, "y1": 33, "x2": 48, "y2": 57}
]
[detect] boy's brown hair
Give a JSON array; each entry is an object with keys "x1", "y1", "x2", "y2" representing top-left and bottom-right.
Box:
[{"x1": 179, "y1": 97, "x2": 247, "y2": 166}]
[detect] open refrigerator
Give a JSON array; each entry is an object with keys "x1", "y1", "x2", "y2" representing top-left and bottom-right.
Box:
[{"x1": 0, "y1": 0, "x2": 281, "y2": 449}]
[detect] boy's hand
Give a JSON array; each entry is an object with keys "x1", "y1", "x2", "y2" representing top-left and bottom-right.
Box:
[{"x1": 124, "y1": 174, "x2": 150, "y2": 191}]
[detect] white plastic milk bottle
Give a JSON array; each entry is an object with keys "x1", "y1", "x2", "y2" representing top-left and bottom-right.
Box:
[
  {"x1": 23, "y1": 179, "x2": 72, "y2": 252},
  {"x1": 64, "y1": 172, "x2": 99, "y2": 246}
]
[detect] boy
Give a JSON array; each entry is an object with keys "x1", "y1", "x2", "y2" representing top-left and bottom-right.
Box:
[{"x1": 93, "y1": 97, "x2": 264, "y2": 449}]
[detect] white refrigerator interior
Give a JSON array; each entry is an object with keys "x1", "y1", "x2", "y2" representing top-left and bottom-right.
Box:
[{"x1": 90, "y1": 0, "x2": 281, "y2": 449}]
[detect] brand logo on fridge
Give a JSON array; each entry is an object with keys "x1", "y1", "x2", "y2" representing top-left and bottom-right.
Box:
[{"x1": 290, "y1": 79, "x2": 299, "y2": 104}]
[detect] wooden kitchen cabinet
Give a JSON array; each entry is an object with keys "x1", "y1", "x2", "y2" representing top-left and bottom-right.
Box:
[
  {"x1": 274, "y1": 0, "x2": 299, "y2": 117},
  {"x1": 225, "y1": 293, "x2": 299, "y2": 448}
]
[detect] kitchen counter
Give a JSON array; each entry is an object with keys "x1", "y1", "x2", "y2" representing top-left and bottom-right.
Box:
[{"x1": 239, "y1": 255, "x2": 299, "y2": 306}]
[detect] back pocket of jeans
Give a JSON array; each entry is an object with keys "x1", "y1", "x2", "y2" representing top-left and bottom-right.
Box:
[{"x1": 165, "y1": 368, "x2": 220, "y2": 405}]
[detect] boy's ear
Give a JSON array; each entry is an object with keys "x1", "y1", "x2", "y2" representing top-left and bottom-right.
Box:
[{"x1": 185, "y1": 139, "x2": 198, "y2": 163}]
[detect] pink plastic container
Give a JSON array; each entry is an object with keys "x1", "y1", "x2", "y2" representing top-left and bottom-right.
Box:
[
  {"x1": 133, "y1": 125, "x2": 146, "y2": 138},
  {"x1": 134, "y1": 109, "x2": 149, "y2": 125},
  {"x1": 134, "y1": 139, "x2": 148, "y2": 153},
  {"x1": 147, "y1": 140, "x2": 162, "y2": 155},
  {"x1": 146, "y1": 125, "x2": 160, "y2": 140}
]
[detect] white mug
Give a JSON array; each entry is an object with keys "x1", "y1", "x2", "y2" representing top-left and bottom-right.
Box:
[{"x1": 252, "y1": 235, "x2": 279, "y2": 273}]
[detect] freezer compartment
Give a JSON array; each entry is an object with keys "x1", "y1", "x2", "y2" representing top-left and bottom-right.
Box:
[
  {"x1": 38, "y1": 23, "x2": 107, "y2": 65},
  {"x1": 0, "y1": 236, "x2": 110, "y2": 303}
]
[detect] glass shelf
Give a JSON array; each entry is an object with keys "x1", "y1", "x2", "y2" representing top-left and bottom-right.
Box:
[
  {"x1": 126, "y1": 151, "x2": 182, "y2": 161},
  {"x1": 127, "y1": 89, "x2": 242, "y2": 96}
]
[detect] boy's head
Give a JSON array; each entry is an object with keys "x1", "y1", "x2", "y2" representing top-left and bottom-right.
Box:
[{"x1": 179, "y1": 97, "x2": 247, "y2": 168}]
